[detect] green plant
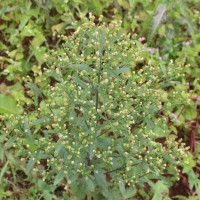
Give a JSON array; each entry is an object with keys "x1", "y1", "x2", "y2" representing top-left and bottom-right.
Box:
[{"x1": 1, "y1": 15, "x2": 192, "y2": 199}]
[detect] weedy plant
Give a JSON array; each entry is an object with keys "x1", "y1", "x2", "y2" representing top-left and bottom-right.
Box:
[{"x1": 2, "y1": 14, "x2": 191, "y2": 199}]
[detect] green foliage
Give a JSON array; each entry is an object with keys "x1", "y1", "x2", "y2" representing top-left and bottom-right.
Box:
[
  {"x1": 0, "y1": 0, "x2": 199, "y2": 199},
  {"x1": 2, "y1": 16, "x2": 191, "y2": 199}
]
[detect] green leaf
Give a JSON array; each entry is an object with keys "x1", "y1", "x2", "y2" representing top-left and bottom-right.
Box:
[
  {"x1": 99, "y1": 28, "x2": 107, "y2": 52},
  {"x1": 20, "y1": 23, "x2": 35, "y2": 36},
  {"x1": 144, "y1": 117, "x2": 154, "y2": 130},
  {"x1": 0, "y1": 135, "x2": 6, "y2": 143},
  {"x1": 0, "y1": 5, "x2": 7, "y2": 16},
  {"x1": 169, "y1": 125, "x2": 177, "y2": 134},
  {"x1": 26, "y1": 83, "x2": 43, "y2": 98},
  {"x1": 5, "y1": 136, "x2": 17, "y2": 150},
  {"x1": 38, "y1": 179, "x2": 46, "y2": 190},
  {"x1": 105, "y1": 68, "x2": 123, "y2": 80},
  {"x1": 117, "y1": 0, "x2": 130, "y2": 9},
  {"x1": 72, "y1": 76, "x2": 87, "y2": 89},
  {"x1": 115, "y1": 67, "x2": 130, "y2": 75},
  {"x1": 124, "y1": 186, "x2": 137, "y2": 199},
  {"x1": 43, "y1": 190, "x2": 52, "y2": 200},
  {"x1": 55, "y1": 143, "x2": 63, "y2": 153},
  {"x1": 172, "y1": 196, "x2": 184, "y2": 200},
  {"x1": 183, "y1": 107, "x2": 197, "y2": 120},
  {"x1": 26, "y1": 82, "x2": 42, "y2": 107},
  {"x1": 0, "y1": 161, "x2": 9, "y2": 180},
  {"x1": 159, "y1": 64, "x2": 166, "y2": 75},
  {"x1": 152, "y1": 181, "x2": 168, "y2": 200},
  {"x1": 31, "y1": 34, "x2": 46, "y2": 47},
  {"x1": 118, "y1": 180, "x2": 126, "y2": 195},
  {"x1": 32, "y1": 117, "x2": 49, "y2": 126},
  {"x1": 86, "y1": 177, "x2": 95, "y2": 192},
  {"x1": 80, "y1": 88, "x2": 88, "y2": 100},
  {"x1": 71, "y1": 179, "x2": 87, "y2": 199},
  {"x1": 19, "y1": 14, "x2": 31, "y2": 31},
  {"x1": 94, "y1": 170, "x2": 107, "y2": 189},
  {"x1": 125, "y1": 78, "x2": 132, "y2": 91},
  {"x1": 26, "y1": 157, "x2": 35, "y2": 173},
  {"x1": 0, "y1": 95, "x2": 18, "y2": 114},
  {"x1": 54, "y1": 171, "x2": 64, "y2": 185},
  {"x1": 97, "y1": 137, "x2": 111, "y2": 150},
  {"x1": 32, "y1": 46, "x2": 46, "y2": 64},
  {"x1": 45, "y1": 71, "x2": 62, "y2": 81},
  {"x1": 24, "y1": 117, "x2": 31, "y2": 135},
  {"x1": 182, "y1": 153, "x2": 195, "y2": 173},
  {"x1": 188, "y1": 170, "x2": 199, "y2": 189},
  {"x1": 71, "y1": 64, "x2": 91, "y2": 72},
  {"x1": 52, "y1": 23, "x2": 65, "y2": 36},
  {"x1": 160, "y1": 81, "x2": 173, "y2": 88},
  {"x1": 89, "y1": 143, "x2": 96, "y2": 160}
]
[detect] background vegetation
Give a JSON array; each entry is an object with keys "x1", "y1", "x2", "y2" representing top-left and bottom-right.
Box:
[{"x1": 0, "y1": 0, "x2": 199, "y2": 199}]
